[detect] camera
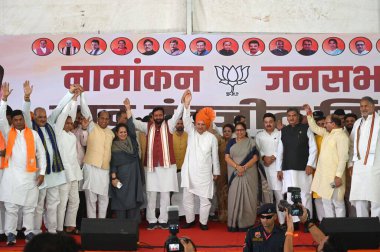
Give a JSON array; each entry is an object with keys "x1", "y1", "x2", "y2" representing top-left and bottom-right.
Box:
[
  {"x1": 278, "y1": 187, "x2": 303, "y2": 216},
  {"x1": 165, "y1": 206, "x2": 184, "y2": 252}
]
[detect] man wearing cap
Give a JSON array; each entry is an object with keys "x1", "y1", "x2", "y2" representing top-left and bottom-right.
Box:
[
  {"x1": 243, "y1": 203, "x2": 285, "y2": 251},
  {"x1": 181, "y1": 90, "x2": 220, "y2": 230}
]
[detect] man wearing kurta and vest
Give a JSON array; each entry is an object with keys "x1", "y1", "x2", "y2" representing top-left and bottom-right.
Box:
[
  {"x1": 255, "y1": 113, "x2": 285, "y2": 225},
  {"x1": 276, "y1": 108, "x2": 317, "y2": 225},
  {"x1": 80, "y1": 91, "x2": 115, "y2": 218},
  {"x1": 126, "y1": 91, "x2": 186, "y2": 230},
  {"x1": 24, "y1": 82, "x2": 74, "y2": 234},
  {"x1": 0, "y1": 82, "x2": 46, "y2": 245},
  {"x1": 349, "y1": 96, "x2": 380, "y2": 218},
  {"x1": 181, "y1": 90, "x2": 220, "y2": 231},
  {"x1": 304, "y1": 105, "x2": 350, "y2": 218}
]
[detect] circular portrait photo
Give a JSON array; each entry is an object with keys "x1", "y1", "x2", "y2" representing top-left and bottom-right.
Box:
[
  {"x1": 58, "y1": 37, "x2": 80, "y2": 56},
  {"x1": 85, "y1": 37, "x2": 107, "y2": 56},
  {"x1": 377, "y1": 39, "x2": 380, "y2": 53},
  {"x1": 322, "y1": 37, "x2": 345, "y2": 56},
  {"x1": 269, "y1": 38, "x2": 292, "y2": 56},
  {"x1": 32, "y1": 38, "x2": 54, "y2": 56},
  {"x1": 190, "y1": 38, "x2": 212, "y2": 56},
  {"x1": 216, "y1": 38, "x2": 238, "y2": 56},
  {"x1": 111, "y1": 37, "x2": 133, "y2": 56},
  {"x1": 137, "y1": 37, "x2": 159, "y2": 56},
  {"x1": 296, "y1": 37, "x2": 318, "y2": 56},
  {"x1": 242, "y1": 38, "x2": 265, "y2": 56},
  {"x1": 350, "y1": 37, "x2": 372, "y2": 56},
  {"x1": 163, "y1": 37, "x2": 186, "y2": 56}
]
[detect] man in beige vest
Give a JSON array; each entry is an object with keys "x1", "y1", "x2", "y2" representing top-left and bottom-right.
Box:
[{"x1": 80, "y1": 91, "x2": 115, "y2": 218}]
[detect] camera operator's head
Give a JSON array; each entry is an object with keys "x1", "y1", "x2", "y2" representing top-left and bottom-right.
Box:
[{"x1": 258, "y1": 203, "x2": 277, "y2": 231}]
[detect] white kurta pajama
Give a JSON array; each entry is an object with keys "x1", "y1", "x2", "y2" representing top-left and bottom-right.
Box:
[
  {"x1": 55, "y1": 101, "x2": 83, "y2": 231},
  {"x1": 349, "y1": 112, "x2": 380, "y2": 218},
  {"x1": 24, "y1": 93, "x2": 72, "y2": 234},
  {"x1": 133, "y1": 103, "x2": 184, "y2": 225},
  {"x1": 276, "y1": 127, "x2": 317, "y2": 221},
  {"x1": 255, "y1": 129, "x2": 285, "y2": 224},
  {"x1": 80, "y1": 94, "x2": 114, "y2": 219},
  {"x1": 0, "y1": 100, "x2": 47, "y2": 237},
  {"x1": 181, "y1": 107, "x2": 220, "y2": 225}
]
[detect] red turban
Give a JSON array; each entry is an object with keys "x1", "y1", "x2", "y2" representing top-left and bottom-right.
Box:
[{"x1": 195, "y1": 107, "x2": 216, "y2": 129}]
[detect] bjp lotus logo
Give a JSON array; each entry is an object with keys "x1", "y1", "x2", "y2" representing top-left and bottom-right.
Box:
[{"x1": 215, "y1": 65, "x2": 250, "y2": 96}]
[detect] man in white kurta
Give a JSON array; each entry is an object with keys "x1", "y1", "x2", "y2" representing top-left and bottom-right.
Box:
[
  {"x1": 181, "y1": 91, "x2": 220, "y2": 230},
  {"x1": 349, "y1": 96, "x2": 380, "y2": 218},
  {"x1": 305, "y1": 105, "x2": 349, "y2": 218},
  {"x1": 24, "y1": 87, "x2": 73, "y2": 233},
  {"x1": 276, "y1": 108, "x2": 317, "y2": 223},
  {"x1": 0, "y1": 83, "x2": 46, "y2": 244},
  {"x1": 255, "y1": 113, "x2": 284, "y2": 225},
  {"x1": 129, "y1": 95, "x2": 184, "y2": 229},
  {"x1": 55, "y1": 98, "x2": 83, "y2": 232}
]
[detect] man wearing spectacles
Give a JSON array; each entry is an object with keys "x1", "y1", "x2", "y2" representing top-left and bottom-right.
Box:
[
  {"x1": 304, "y1": 104, "x2": 349, "y2": 218},
  {"x1": 243, "y1": 203, "x2": 286, "y2": 251},
  {"x1": 355, "y1": 40, "x2": 369, "y2": 55}
]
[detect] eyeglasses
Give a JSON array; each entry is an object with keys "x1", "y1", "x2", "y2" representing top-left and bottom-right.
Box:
[{"x1": 260, "y1": 214, "x2": 275, "y2": 219}]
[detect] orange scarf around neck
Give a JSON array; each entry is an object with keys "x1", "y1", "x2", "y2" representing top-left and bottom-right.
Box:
[
  {"x1": 4, "y1": 127, "x2": 37, "y2": 172},
  {"x1": 0, "y1": 131, "x2": 5, "y2": 169}
]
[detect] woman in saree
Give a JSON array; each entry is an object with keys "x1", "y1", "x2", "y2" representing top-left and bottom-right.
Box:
[{"x1": 225, "y1": 122, "x2": 259, "y2": 232}]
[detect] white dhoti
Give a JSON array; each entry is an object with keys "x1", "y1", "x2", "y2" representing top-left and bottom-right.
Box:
[
  {"x1": 4, "y1": 203, "x2": 34, "y2": 236},
  {"x1": 322, "y1": 189, "x2": 346, "y2": 217},
  {"x1": 34, "y1": 187, "x2": 60, "y2": 234},
  {"x1": 57, "y1": 181, "x2": 80, "y2": 231},
  {"x1": 183, "y1": 188, "x2": 211, "y2": 225},
  {"x1": 82, "y1": 164, "x2": 109, "y2": 219}
]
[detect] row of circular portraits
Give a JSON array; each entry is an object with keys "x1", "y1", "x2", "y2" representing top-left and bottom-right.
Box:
[{"x1": 32, "y1": 36, "x2": 380, "y2": 57}]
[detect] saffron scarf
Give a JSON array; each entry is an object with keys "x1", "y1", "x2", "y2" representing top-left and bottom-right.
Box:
[
  {"x1": 4, "y1": 127, "x2": 37, "y2": 172},
  {"x1": 33, "y1": 121, "x2": 64, "y2": 174},
  {"x1": 0, "y1": 131, "x2": 6, "y2": 169}
]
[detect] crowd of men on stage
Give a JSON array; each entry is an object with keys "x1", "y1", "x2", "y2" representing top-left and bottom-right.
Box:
[{"x1": 0, "y1": 81, "x2": 379, "y2": 246}]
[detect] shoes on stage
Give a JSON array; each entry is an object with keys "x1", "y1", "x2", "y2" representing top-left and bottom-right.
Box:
[
  {"x1": 158, "y1": 223, "x2": 169, "y2": 230},
  {"x1": 147, "y1": 222, "x2": 158, "y2": 230},
  {"x1": 200, "y1": 223, "x2": 209, "y2": 231},
  {"x1": 208, "y1": 214, "x2": 218, "y2": 222},
  {"x1": 25, "y1": 232, "x2": 35, "y2": 243},
  {"x1": 6, "y1": 233, "x2": 16, "y2": 246},
  {"x1": 182, "y1": 221, "x2": 196, "y2": 229}
]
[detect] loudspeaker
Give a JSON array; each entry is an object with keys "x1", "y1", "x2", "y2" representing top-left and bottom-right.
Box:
[
  {"x1": 81, "y1": 218, "x2": 139, "y2": 251},
  {"x1": 319, "y1": 217, "x2": 380, "y2": 249}
]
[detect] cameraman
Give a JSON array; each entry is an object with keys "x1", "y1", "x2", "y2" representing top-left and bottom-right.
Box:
[{"x1": 243, "y1": 203, "x2": 288, "y2": 251}]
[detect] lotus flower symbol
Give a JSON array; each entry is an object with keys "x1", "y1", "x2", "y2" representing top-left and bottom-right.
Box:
[{"x1": 215, "y1": 65, "x2": 250, "y2": 96}]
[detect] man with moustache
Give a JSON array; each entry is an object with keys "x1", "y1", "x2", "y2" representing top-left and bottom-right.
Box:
[
  {"x1": 248, "y1": 40, "x2": 262, "y2": 56},
  {"x1": 255, "y1": 113, "x2": 285, "y2": 225},
  {"x1": 271, "y1": 39, "x2": 289, "y2": 56},
  {"x1": 194, "y1": 40, "x2": 209, "y2": 56},
  {"x1": 276, "y1": 108, "x2": 317, "y2": 227},
  {"x1": 126, "y1": 91, "x2": 187, "y2": 230},
  {"x1": 169, "y1": 40, "x2": 183, "y2": 56},
  {"x1": 298, "y1": 39, "x2": 316, "y2": 56},
  {"x1": 142, "y1": 39, "x2": 156, "y2": 55},
  {"x1": 349, "y1": 96, "x2": 380, "y2": 218},
  {"x1": 344, "y1": 113, "x2": 358, "y2": 134}
]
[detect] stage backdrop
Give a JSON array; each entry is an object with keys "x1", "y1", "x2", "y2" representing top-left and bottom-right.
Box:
[{"x1": 0, "y1": 34, "x2": 379, "y2": 134}]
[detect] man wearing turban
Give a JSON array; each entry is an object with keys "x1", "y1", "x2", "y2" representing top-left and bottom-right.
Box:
[{"x1": 181, "y1": 90, "x2": 220, "y2": 231}]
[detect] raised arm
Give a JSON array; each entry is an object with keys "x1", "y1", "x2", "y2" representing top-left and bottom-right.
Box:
[
  {"x1": 167, "y1": 90, "x2": 189, "y2": 133},
  {"x1": 304, "y1": 104, "x2": 327, "y2": 137},
  {"x1": 79, "y1": 91, "x2": 95, "y2": 133},
  {"x1": 123, "y1": 97, "x2": 137, "y2": 139},
  {"x1": 0, "y1": 82, "x2": 12, "y2": 135},
  {"x1": 124, "y1": 98, "x2": 148, "y2": 134},
  {"x1": 55, "y1": 99, "x2": 76, "y2": 136},
  {"x1": 47, "y1": 85, "x2": 75, "y2": 125},
  {"x1": 306, "y1": 128, "x2": 317, "y2": 168},
  {"x1": 22, "y1": 80, "x2": 33, "y2": 129},
  {"x1": 182, "y1": 91, "x2": 194, "y2": 134}
]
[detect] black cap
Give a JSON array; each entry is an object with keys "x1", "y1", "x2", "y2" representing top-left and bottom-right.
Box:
[
  {"x1": 312, "y1": 110, "x2": 324, "y2": 119},
  {"x1": 258, "y1": 203, "x2": 276, "y2": 215},
  {"x1": 333, "y1": 109, "x2": 346, "y2": 116}
]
